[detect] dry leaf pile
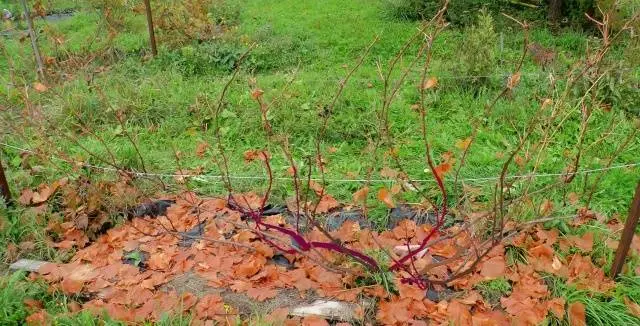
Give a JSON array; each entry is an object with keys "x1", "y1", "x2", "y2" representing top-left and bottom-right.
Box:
[{"x1": 21, "y1": 190, "x2": 640, "y2": 325}]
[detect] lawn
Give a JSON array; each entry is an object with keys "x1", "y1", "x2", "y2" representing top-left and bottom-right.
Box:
[{"x1": 1, "y1": 0, "x2": 640, "y2": 324}]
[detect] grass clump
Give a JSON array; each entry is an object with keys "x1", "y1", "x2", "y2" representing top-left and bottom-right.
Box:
[
  {"x1": 474, "y1": 277, "x2": 512, "y2": 305},
  {"x1": 505, "y1": 245, "x2": 528, "y2": 266},
  {"x1": 543, "y1": 274, "x2": 640, "y2": 326},
  {"x1": 0, "y1": 272, "x2": 50, "y2": 325}
]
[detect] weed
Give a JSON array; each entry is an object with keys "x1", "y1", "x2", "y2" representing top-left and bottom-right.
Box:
[
  {"x1": 54, "y1": 311, "x2": 125, "y2": 326},
  {"x1": 358, "y1": 249, "x2": 397, "y2": 294},
  {"x1": 454, "y1": 9, "x2": 498, "y2": 90},
  {"x1": 474, "y1": 277, "x2": 512, "y2": 305},
  {"x1": 543, "y1": 273, "x2": 640, "y2": 325},
  {"x1": 505, "y1": 245, "x2": 528, "y2": 266},
  {"x1": 616, "y1": 275, "x2": 640, "y2": 303},
  {"x1": 0, "y1": 272, "x2": 47, "y2": 325}
]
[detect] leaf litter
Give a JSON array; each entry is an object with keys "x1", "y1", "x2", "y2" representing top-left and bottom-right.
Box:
[{"x1": 19, "y1": 180, "x2": 639, "y2": 325}]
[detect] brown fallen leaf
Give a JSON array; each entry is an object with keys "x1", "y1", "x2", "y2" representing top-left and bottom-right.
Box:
[
  {"x1": 480, "y1": 256, "x2": 506, "y2": 279},
  {"x1": 26, "y1": 310, "x2": 48, "y2": 326},
  {"x1": 247, "y1": 287, "x2": 279, "y2": 302},
  {"x1": 572, "y1": 232, "x2": 594, "y2": 252},
  {"x1": 568, "y1": 302, "x2": 586, "y2": 326},
  {"x1": 266, "y1": 307, "x2": 290, "y2": 324},
  {"x1": 377, "y1": 187, "x2": 395, "y2": 208},
  {"x1": 302, "y1": 316, "x2": 330, "y2": 326},
  {"x1": 547, "y1": 297, "x2": 565, "y2": 319},
  {"x1": 33, "y1": 82, "x2": 48, "y2": 92},
  {"x1": 447, "y1": 300, "x2": 472, "y2": 326},
  {"x1": 19, "y1": 189, "x2": 34, "y2": 206},
  {"x1": 23, "y1": 298, "x2": 43, "y2": 311},
  {"x1": 195, "y1": 142, "x2": 209, "y2": 158},
  {"x1": 624, "y1": 297, "x2": 640, "y2": 318},
  {"x1": 352, "y1": 186, "x2": 369, "y2": 204},
  {"x1": 422, "y1": 77, "x2": 438, "y2": 90},
  {"x1": 60, "y1": 278, "x2": 84, "y2": 295}
]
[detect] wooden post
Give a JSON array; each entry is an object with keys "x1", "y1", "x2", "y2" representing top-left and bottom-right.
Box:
[
  {"x1": 611, "y1": 181, "x2": 640, "y2": 278},
  {"x1": 142, "y1": 0, "x2": 158, "y2": 57},
  {"x1": 0, "y1": 160, "x2": 11, "y2": 205},
  {"x1": 19, "y1": 0, "x2": 46, "y2": 82}
]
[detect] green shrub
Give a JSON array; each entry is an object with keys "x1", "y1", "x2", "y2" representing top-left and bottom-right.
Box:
[
  {"x1": 454, "y1": 9, "x2": 498, "y2": 89},
  {"x1": 208, "y1": 0, "x2": 241, "y2": 25},
  {"x1": 157, "y1": 41, "x2": 243, "y2": 76},
  {"x1": 381, "y1": 0, "x2": 543, "y2": 26}
]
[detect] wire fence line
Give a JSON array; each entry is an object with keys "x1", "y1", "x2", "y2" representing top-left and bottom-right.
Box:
[
  {"x1": 233, "y1": 67, "x2": 639, "y2": 84},
  {"x1": 1, "y1": 142, "x2": 638, "y2": 185}
]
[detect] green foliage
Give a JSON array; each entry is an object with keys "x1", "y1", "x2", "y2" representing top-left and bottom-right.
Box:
[
  {"x1": 208, "y1": 0, "x2": 242, "y2": 25},
  {"x1": 54, "y1": 311, "x2": 126, "y2": 326},
  {"x1": 616, "y1": 275, "x2": 640, "y2": 304},
  {"x1": 474, "y1": 277, "x2": 512, "y2": 305},
  {"x1": 543, "y1": 274, "x2": 640, "y2": 325},
  {"x1": 381, "y1": 0, "x2": 543, "y2": 26},
  {"x1": 505, "y1": 245, "x2": 528, "y2": 266},
  {"x1": 597, "y1": 67, "x2": 640, "y2": 117},
  {"x1": 247, "y1": 24, "x2": 312, "y2": 71},
  {"x1": 157, "y1": 41, "x2": 244, "y2": 76},
  {"x1": 0, "y1": 272, "x2": 47, "y2": 325},
  {"x1": 380, "y1": 0, "x2": 429, "y2": 21},
  {"x1": 454, "y1": 9, "x2": 498, "y2": 89}
]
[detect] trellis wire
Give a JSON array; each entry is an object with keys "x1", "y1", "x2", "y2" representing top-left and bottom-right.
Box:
[{"x1": 1, "y1": 142, "x2": 638, "y2": 185}]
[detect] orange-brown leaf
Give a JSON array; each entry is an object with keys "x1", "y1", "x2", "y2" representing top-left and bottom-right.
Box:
[
  {"x1": 309, "y1": 181, "x2": 325, "y2": 195},
  {"x1": 194, "y1": 294, "x2": 226, "y2": 320},
  {"x1": 195, "y1": 142, "x2": 209, "y2": 158},
  {"x1": 572, "y1": 232, "x2": 594, "y2": 252},
  {"x1": 480, "y1": 256, "x2": 506, "y2": 279},
  {"x1": 547, "y1": 298, "x2": 565, "y2": 319},
  {"x1": 422, "y1": 77, "x2": 438, "y2": 90},
  {"x1": 244, "y1": 150, "x2": 270, "y2": 163},
  {"x1": 568, "y1": 302, "x2": 586, "y2": 326},
  {"x1": 60, "y1": 278, "x2": 84, "y2": 295},
  {"x1": 377, "y1": 187, "x2": 395, "y2": 208},
  {"x1": 266, "y1": 307, "x2": 290, "y2": 324},
  {"x1": 377, "y1": 298, "x2": 413, "y2": 325},
  {"x1": 398, "y1": 282, "x2": 424, "y2": 302},
  {"x1": 624, "y1": 297, "x2": 640, "y2": 317},
  {"x1": 302, "y1": 316, "x2": 330, "y2": 326},
  {"x1": 313, "y1": 194, "x2": 340, "y2": 213},
  {"x1": 539, "y1": 199, "x2": 554, "y2": 216},
  {"x1": 251, "y1": 88, "x2": 264, "y2": 100},
  {"x1": 235, "y1": 255, "x2": 266, "y2": 278},
  {"x1": 33, "y1": 82, "x2": 48, "y2": 93},
  {"x1": 26, "y1": 310, "x2": 48, "y2": 326},
  {"x1": 447, "y1": 300, "x2": 472, "y2": 326},
  {"x1": 352, "y1": 187, "x2": 369, "y2": 204},
  {"x1": 434, "y1": 162, "x2": 452, "y2": 178},
  {"x1": 23, "y1": 298, "x2": 44, "y2": 311},
  {"x1": 19, "y1": 189, "x2": 34, "y2": 206},
  {"x1": 247, "y1": 287, "x2": 278, "y2": 302},
  {"x1": 507, "y1": 72, "x2": 521, "y2": 89},
  {"x1": 148, "y1": 252, "x2": 171, "y2": 270}
]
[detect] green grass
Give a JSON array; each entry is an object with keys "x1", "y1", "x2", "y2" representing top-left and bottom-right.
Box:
[
  {"x1": 474, "y1": 277, "x2": 512, "y2": 305},
  {"x1": 543, "y1": 273, "x2": 640, "y2": 326}
]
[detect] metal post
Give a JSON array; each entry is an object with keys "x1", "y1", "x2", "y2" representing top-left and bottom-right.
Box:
[
  {"x1": 19, "y1": 0, "x2": 46, "y2": 82},
  {"x1": 142, "y1": 0, "x2": 158, "y2": 57},
  {"x1": 0, "y1": 160, "x2": 11, "y2": 205},
  {"x1": 611, "y1": 181, "x2": 640, "y2": 278}
]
